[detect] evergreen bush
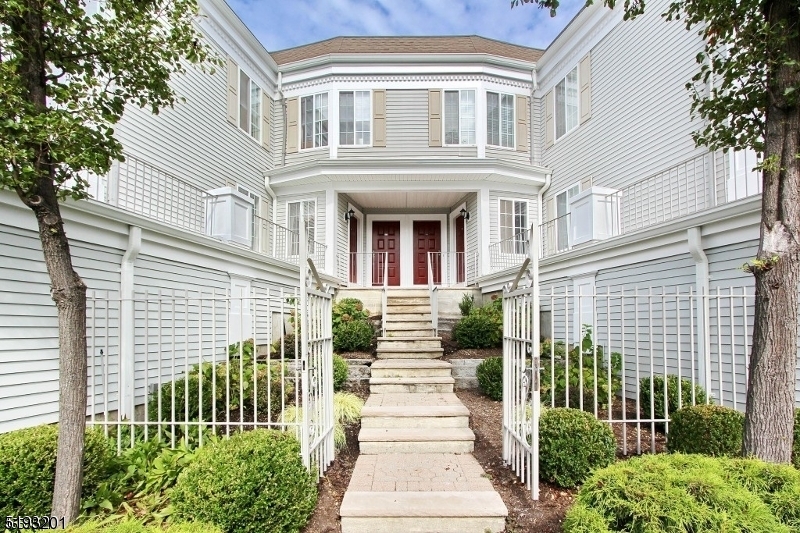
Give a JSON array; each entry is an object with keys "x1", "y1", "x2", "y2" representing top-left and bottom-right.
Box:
[
  {"x1": 333, "y1": 354, "x2": 349, "y2": 391},
  {"x1": 539, "y1": 408, "x2": 616, "y2": 488},
  {"x1": 564, "y1": 453, "x2": 800, "y2": 532},
  {"x1": 667, "y1": 404, "x2": 744, "y2": 456},
  {"x1": 0, "y1": 425, "x2": 113, "y2": 516},
  {"x1": 332, "y1": 320, "x2": 374, "y2": 352},
  {"x1": 452, "y1": 300, "x2": 502, "y2": 349},
  {"x1": 639, "y1": 374, "x2": 708, "y2": 425},
  {"x1": 172, "y1": 430, "x2": 316, "y2": 533},
  {"x1": 475, "y1": 357, "x2": 503, "y2": 401},
  {"x1": 68, "y1": 519, "x2": 221, "y2": 532},
  {"x1": 793, "y1": 408, "x2": 800, "y2": 469}
]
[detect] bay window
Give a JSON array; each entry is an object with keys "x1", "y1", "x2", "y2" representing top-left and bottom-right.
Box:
[
  {"x1": 301, "y1": 93, "x2": 328, "y2": 149},
  {"x1": 444, "y1": 90, "x2": 476, "y2": 145},
  {"x1": 487, "y1": 92, "x2": 514, "y2": 148},
  {"x1": 499, "y1": 199, "x2": 528, "y2": 254},
  {"x1": 340, "y1": 91, "x2": 371, "y2": 145}
]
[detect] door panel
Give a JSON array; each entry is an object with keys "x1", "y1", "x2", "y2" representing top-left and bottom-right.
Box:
[
  {"x1": 455, "y1": 215, "x2": 465, "y2": 283},
  {"x1": 413, "y1": 221, "x2": 441, "y2": 285},
  {"x1": 372, "y1": 221, "x2": 400, "y2": 286}
]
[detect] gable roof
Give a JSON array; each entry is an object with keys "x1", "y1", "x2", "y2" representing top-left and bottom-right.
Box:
[{"x1": 270, "y1": 36, "x2": 544, "y2": 65}]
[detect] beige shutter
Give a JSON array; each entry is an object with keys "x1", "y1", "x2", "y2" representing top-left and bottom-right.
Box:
[
  {"x1": 373, "y1": 89, "x2": 386, "y2": 147},
  {"x1": 580, "y1": 177, "x2": 593, "y2": 191},
  {"x1": 428, "y1": 89, "x2": 442, "y2": 147},
  {"x1": 261, "y1": 92, "x2": 272, "y2": 151},
  {"x1": 579, "y1": 54, "x2": 592, "y2": 124},
  {"x1": 546, "y1": 197, "x2": 556, "y2": 222},
  {"x1": 286, "y1": 97, "x2": 298, "y2": 154},
  {"x1": 226, "y1": 56, "x2": 238, "y2": 125},
  {"x1": 516, "y1": 95, "x2": 529, "y2": 152},
  {"x1": 544, "y1": 90, "x2": 554, "y2": 149}
]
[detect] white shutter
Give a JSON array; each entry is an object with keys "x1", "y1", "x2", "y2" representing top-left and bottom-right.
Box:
[
  {"x1": 226, "y1": 56, "x2": 238, "y2": 125},
  {"x1": 544, "y1": 90, "x2": 554, "y2": 149},
  {"x1": 579, "y1": 54, "x2": 592, "y2": 124}
]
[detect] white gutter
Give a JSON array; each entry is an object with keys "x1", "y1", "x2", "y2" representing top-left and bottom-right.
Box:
[
  {"x1": 687, "y1": 226, "x2": 711, "y2": 396},
  {"x1": 120, "y1": 225, "x2": 142, "y2": 418}
]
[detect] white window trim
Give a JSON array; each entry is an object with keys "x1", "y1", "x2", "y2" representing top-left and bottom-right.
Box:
[
  {"x1": 486, "y1": 91, "x2": 516, "y2": 150},
  {"x1": 553, "y1": 182, "x2": 580, "y2": 251},
  {"x1": 236, "y1": 67, "x2": 263, "y2": 145},
  {"x1": 299, "y1": 93, "x2": 329, "y2": 151},
  {"x1": 286, "y1": 198, "x2": 318, "y2": 256},
  {"x1": 571, "y1": 273, "x2": 596, "y2": 344},
  {"x1": 497, "y1": 197, "x2": 529, "y2": 255},
  {"x1": 338, "y1": 90, "x2": 373, "y2": 148},
  {"x1": 443, "y1": 89, "x2": 477, "y2": 147},
  {"x1": 553, "y1": 65, "x2": 580, "y2": 144}
]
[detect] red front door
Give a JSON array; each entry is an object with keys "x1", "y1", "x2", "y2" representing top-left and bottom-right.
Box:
[
  {"x1": 372, "y1": 221, "x2": 400, "y2": 286},
  {"x1": 414, "y1": 221, "x2": 441, "y2": 285},
  {"x1": 455, "y1": 215, "x2": 465, "y2": 283},
  {"x1": 348, "y1": 217, "x2": 358, "y2": 284}
]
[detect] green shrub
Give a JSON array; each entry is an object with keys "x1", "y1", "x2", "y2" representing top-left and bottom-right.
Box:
[
  {"x1": 668, "y1": 404, "x2": 744, "y2": 456},
  {"x1": 452, "y1": 303, "x2": 502, "y2": 349},
  {"x1": 332, "y1": 298, "x2": 369, "y2": 327},
  {"x1": 541, "y1": 327, "x2": 622, "y2": 410},
  {"x1": 68, "y1": 518, "x2": 222, "y2": 532},
  {"x1": 172, "y1": 430, "x2": 316, "y2": 533},
  {"x1": 270, "y1": 332, "x2": 296, "y2": 359},
  {"x1": 0, "y1": 425, "x2": 114, "y2": 516},
  {"x1": 333, "y1": 354, "x2": 349, "y2": 391},
  {"x1": 476, "y1": 357, "x2": 503, "y2": 401},
  {"x1": 458, "y1": 293, "x2": 474, "y2": 316},
  {"x1": 639, "y1": 374, "x2": 708, "y2": 425},
  {"x1": 539, "y1": 408, "x2": 616, "y2": 488},
  {"x1": 564, "y1": 453, "x2": 800, "y2": 532},
  {"x1": 333, "y1": 319, "x2": 374, "y2": 352},
  {"x1": 793, "y1": 408, "x2": 800, "y2": 469}
]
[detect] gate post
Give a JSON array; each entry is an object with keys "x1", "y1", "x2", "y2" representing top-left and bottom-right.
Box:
[{"x1": 299, "y1": 216, "x2": 310, "y2": 469}]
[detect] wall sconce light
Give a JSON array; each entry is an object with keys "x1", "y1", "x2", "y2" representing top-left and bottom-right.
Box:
[
  {"x1": 460, "y1": 208, "x2": 470, "y2": 221},
  {"x1": 344, "y1": 208, "x2": 355, "y2": 221}
]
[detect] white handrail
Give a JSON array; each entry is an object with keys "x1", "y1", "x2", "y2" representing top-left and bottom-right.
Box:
[
  {"x1": 427, "y1": 252, "x2": 439, "y2": 336},
  {"x1": 381, "y1": 252, "x2": 388, "y2": 337}
]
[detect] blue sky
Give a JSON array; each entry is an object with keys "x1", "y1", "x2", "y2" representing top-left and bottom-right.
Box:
[{"x1": 226, "y1": 0, "x2": 587, "y2": 53}]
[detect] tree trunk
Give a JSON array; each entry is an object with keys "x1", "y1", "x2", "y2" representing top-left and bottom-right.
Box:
[{"x1": 743, "y1": 0, "x2": 800, "y2": 463}]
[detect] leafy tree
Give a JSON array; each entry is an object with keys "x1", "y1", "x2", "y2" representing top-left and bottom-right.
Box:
[
  {"x1": 513, "y1": 0, "x2": 799, "y2": 463},
  {"x1": 0, "y1": 0, "x2": 214, "y2": 523}
]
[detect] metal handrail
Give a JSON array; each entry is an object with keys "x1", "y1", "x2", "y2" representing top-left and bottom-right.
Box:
[
  {"x1": 427, "y1": 253, "x2": 439, "y2": 336},
  {"x1": 381, "y1": 253, "x2": 388, "y2": 337}
]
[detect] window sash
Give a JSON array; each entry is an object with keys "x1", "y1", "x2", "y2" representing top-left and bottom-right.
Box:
[
  {"x1": 444, "y1": 90, "x2": 475, "y2": 145},
  {"x1": 555, "y1": 67, "x2": 579, "y2": 140},
  {"x1": 239, "y1": 70, "x2": 250, "y2": 134},
  {"x1": 555, "y1": 184, "x2": 579, "y2": 250},
  {"x1": 487, "y1": 92, "x2": 514, "y2": 148},
  {"x1": 301, "y1": 94, "x2": 328, "y2": 149},
  {"x1": 288, "y1": 200, "x2": 316, "y2": 255},
  {"x1": 339, "y1": 91, "x2": 371, "y2": 145},
  {"x1": 250, "y1": 83, "x2": 260, "y2": 140},
  {"x1": 499, "y1": 199, "x2": 528, "y2": 254}
]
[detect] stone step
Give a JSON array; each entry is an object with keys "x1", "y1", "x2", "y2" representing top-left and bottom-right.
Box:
[
  {"x1": 370, "y1": 377, "x2": 454, "y2": 394},
  {"x1": 376, "y1": 337, "x2": 442, "y2": 350},
  {"x1": 361, "y1": 405, "x2": 469, "y2": 428},
  {"x1": 370, "y1": 359, "x2": 451, "y2": 378},
  {"x1": 376, "y1": 347, "x2": 444, "y2": 359},
  {"x1": 384, "y1": 319, "x2": 433, "y2": 329},
  {"x1": 384, "y1": 313, "x2": 432, "y2": 322},
  {"x1": 340, "y1": 491, "x2": 506, "y2": 533},
  {"x1": 385, "y1": 296, "x2": 430, "y2": 305},
  {"x1": 384, "y1": 289, "x2": 429, "y2": 298},
  {"x1": 386, "y1": 305, "x2": 431, "y2": 314},
  {"x1": 358, "y1": 427, "x2": 475, "y2": 454},
  {"x1": 383, "y1": 328, "x2": 435, "y2": 337}
]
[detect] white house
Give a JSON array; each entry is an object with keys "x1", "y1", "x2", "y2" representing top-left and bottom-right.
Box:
[{"x1": 0, "y1": 0, "x2": 794, "y2": 433}]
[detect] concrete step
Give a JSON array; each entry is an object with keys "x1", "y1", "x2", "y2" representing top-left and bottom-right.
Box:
[
  {"x1": 384, "y1": 289, "x2": 429, "y2": 298},
  {"x1": 340, "y1": 491, "x2": 506, "y2": 533},
  {"x1": 386, "y1": 296, "x2": 430, "y2": 305},
  {"x1": 384, "y1": 319, "x2": 433, "y2": 329},
  {"x1": 358, "y1": 427, "x2": 475, "y2": 454},
  {"x1": 376, "y1": 337, "x2": 442, "y2": 350},
  {"x1": 384, "y1": 313, "x2": 432, "y2": 322},
  {"x1": 386, "y1": 305, "x2": 431, "y2": 314},
  {"x1": 370, "y1": 359, "x2": 451, "y2": 378},
  {"x1": 370, "y1": 376, "x2": 454, "y2": 394},
  {"x1": 383, "y1": 328, "x2": 435, "y2": 337},
  {"x1": 361, "y1": 405, "x2": 469, "y2": 428},
  {"x1": 376, "y1": 347, "x2": 444, "y2": 359}
]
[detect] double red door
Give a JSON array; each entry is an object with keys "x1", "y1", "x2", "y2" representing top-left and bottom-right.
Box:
[{"x1": 413, "y1": 221, "x2": 441, "y2": 285}]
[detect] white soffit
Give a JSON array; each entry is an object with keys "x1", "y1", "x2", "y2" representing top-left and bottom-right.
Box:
[{"x1": 347, "y1": 191, "x2": 467, "y2": 209}]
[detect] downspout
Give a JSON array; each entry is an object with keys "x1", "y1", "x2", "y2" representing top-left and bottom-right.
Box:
[
  {"x1": 120, "y1": 226, "x2": 142, "y2": 419},
  {"x1": 687, "y1": 226, "x2": 711, "y2": 398},
  {"x1": 537, "y1": 173, "x2": 552, "y2": 231},
  {"x1": 262, "y1": 174, "x2": 277, "y2": 226}
]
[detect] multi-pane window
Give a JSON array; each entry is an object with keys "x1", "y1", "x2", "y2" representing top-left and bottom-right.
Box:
[
  {"x1": 487, "y1": 92, "x2": 514, "y2": 148},
  {"x1": 444, "y1": 90, "x2": 476, "y2": 145},
  {"x1": 288, "y1": 200, "x2": 316, "y2": 255},
  {"x1": 301, "y1": 93, "x2": 328, "y2": 149},
  {"x1": 727, "y1": 149, "x2": 762, "y2": 202},
  {"x1": 239, "y1": 70, "x2": 261, "y2": 141},
  {"x1": 340, "y1": 91, "x2": 371, "y2": 145},
  {"x1": 555, "y1": 66, "x2": 578, "y2": 140},
  {"x1": 499, "y1": 199, "x2": 528, "y2": 254},
  {"x1": 556, "y1": 184, "x2": 580, "y2": 251}
]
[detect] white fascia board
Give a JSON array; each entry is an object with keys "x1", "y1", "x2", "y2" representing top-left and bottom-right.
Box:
[
  {"x1": 535, "y1": 4, "x2": 623, "y2": 95},
  {"x1": 278, "y1": 53, "x2": 537, "y2": 77},
  {"x1": 200, "y1": 0, "x2": 279, "y2": 93}
]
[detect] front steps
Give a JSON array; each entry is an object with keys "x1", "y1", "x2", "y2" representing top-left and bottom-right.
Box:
[{"x1": 340, "y1": 290, "x2": 507, "y2": 533}]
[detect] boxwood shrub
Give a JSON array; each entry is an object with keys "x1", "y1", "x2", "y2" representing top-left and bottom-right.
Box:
[
  {"x1": 639, "y1": 374, "x2": 708, "y2": 425},
  {"x1": 539, "y1": 408, "x2": 616, "y2": 488},
  {"x1": 564, "y1": 453, "x2": 800, "y2": 532},
  {"x1": 476, "y1": 357, "x2": 503, "y2": 401},
  {"x1": 452, "y1": 299, "x2": 502, "y2": 349},
  {"x1": 793, "y1": 408, "x2": 800, "y2": 469},
  {"x1": 171, "y1": 430, "x2": 316, "y2": 533},
  {"x1": 333, "y1": 319, "x2": 373, "y2": 352},
  {"x1": 68, "y1": 519, "x2": 222, "y2": 533},
  {"x1": 667, "y1": 404, "x2": 744, "y2": 457},
  {"x1": 0, "y1": 425, "x2": 114, "y2": 516},
  {"x1": 333, "y1": 354, "x2": 349, "y2": 391}
]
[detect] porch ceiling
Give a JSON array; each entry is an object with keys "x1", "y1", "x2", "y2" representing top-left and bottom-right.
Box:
[{"x1": 347, "y1": 190, "x2": 467, "y2": 209}]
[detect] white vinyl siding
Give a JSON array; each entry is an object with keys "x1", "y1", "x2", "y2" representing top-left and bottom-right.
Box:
[
  {"x1": 340, "y1": 91, "x2": 371, "y2": 146},
  {"x1": 444, "y1": 90, "x2": 476, "y2": 145},
  {"x1": 487, "y1": 92, "x2": 514, "y2": 148},
  {"x1": 287, "y1": 199, "x2": 316, "y2": 255},
  {"x1": 301, "y1": 93, "x2": 328, "y2": 149},
  {"x1": 555, "y1": 66, "x2": 579, "y2": 140}
]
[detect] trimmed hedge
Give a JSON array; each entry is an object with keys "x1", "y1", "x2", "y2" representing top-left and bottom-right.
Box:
[
  {"x1": 333, "y1": 319, "x2": 373, "y2": 352},
  {"x1": 172, "y1": 430, "x2": 316, "y2": 533},
  {"x1": 564, "y1": 453, "x2": 800, "y2": 532},
  {"x1": 0, "y1": 425, "x2": 114, "y2": 517},
  {"x1": 539, "y1": 408, "x2": 616, "y2": 488},
  {"x1": 639, "y1": 375, "x2": 708, "y2": 425},
  {"x1": 793, "y1": 408, "x2": 800, "y2": 469},
  {"x1": 668, "y1": 404, "x2": 744, "y2": 457},
  {"x1": 68, "y1": 519, "x2": 222, "y2": 533},
  {"x1": 476, "y1": 357, "x2": 503, "y2": 401},
  {"x1": 452, "y1": 299, "x2": 502, "y2": 349},
  {"x1": 333, "y1": 354, "x2": 349, "y2": 391}
]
